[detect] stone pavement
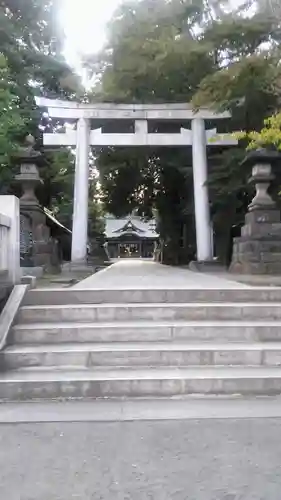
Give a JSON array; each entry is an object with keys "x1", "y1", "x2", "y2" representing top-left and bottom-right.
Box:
[
  {"x1": 75, "y1": 260, "x2": 249, "y2": 289},
  {"x1": 1, "y1": 419, "x2": 281, "y2": 500}
]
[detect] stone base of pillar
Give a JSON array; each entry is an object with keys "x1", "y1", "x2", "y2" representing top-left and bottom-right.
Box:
[
  {"x1": 189, "y1": 259, "x2": 226, "y2": 273},
  {"x1": 21, "y1": 266, "x2": 44, "y2": 278},
  {"x1": 20, "y1": 203, "x2": 61, "y2": 274},
  {"x1": 230, "y1": 235, "x2": 281, "y2": 274},
  {"x1": 230, "y1": 150, "x2": 281, "y2": 275},
  {"x1": 62, "y1": 261, "x2": 94, "y2": 273},
  {"x1": 230, "y1": 208, "x2": 281, "y2": 274}
]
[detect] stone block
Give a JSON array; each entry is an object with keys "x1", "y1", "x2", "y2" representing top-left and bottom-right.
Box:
[
  {"x1": 230, "y1": 260, "x2": 281, "y2": 275},
  {"x1": 21, "y1": 267, "x2": 43, "y2": 278},
  {"x1": 3, "y1": 368, "x2": 281, "y2": 400},
  {"x1": 188, "y1": 260, "x2": 226, "y2": 273},
  {"x1": 173, "y1": 324, "x2": 248, "y2": 342},
  {"x1": 11, "y1": 322, "x2": 173, "y2": 344},
  {"x1": 234, "y1": 239, "x2": 281, "y2": 254},
  {"x1": 20, "y1": 287, "x2": 281, "y2": 307},
  {"x1": 213, "y1": 349, "x2": 262, "y2": 366},
  {"x1": 264, "y1": 351, "x2": 281, "y2": 366},
  {"x1": 245, "y1": 209, "x2": 281, "y2": 225},
  {"x1": 241, "y1": 222, "x2": 281, "y2": 237},
  {"x1": 237, "y1": 251, "x2": 261, "y2": 263},
  {"x1": 259, "y1": 239, "x2": 281, "y2": 252},
  {"x1": 18, "y1": 302, "x2": 281, "y2": 324},
  {"x1": 20, "y1": 276, "x2": 37, "y2": 287},
  {"x1": 231, "y1": 220, "x2": 281, "y2": 274},
  {"x1": 261, "y1": 252, "x2": 281, "y2": 263}
]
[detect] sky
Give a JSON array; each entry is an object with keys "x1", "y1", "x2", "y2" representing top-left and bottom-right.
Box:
[{"x1": 61, "y1": 0, "x2": 121, "y2": 68}]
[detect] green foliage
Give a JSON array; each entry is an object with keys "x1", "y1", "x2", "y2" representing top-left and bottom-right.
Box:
[
  {"x1": 193, "y1": 52, "x2": 281, "y2": 131},
  {"x1": 88, "y1": 199, "x2": 105, "y2": 240},
  {"x1": 95, "y1": 0, "x2": 215, "y2": 103},
  {"x1": 0, "y1": 53, "x2": 26, "y2": 172},
  {"x1": 0, "y1": 0, "x2": 72, "y2": 137},
  {"x1": 88, "y1": 0, "x2": 281, "y2": 263},
  {"x1": 235, "y1": 113, "x2": 281, "y2": 150},
  {"x1": 256, "y1": 0, "x2": 281, "y2": 16},
  {"x1": 0, "y1": 0, "x2": 85, "y2": 229},
  {"x1": 2, "y1": 0, "x2": 281, "y2": 262},
  {"x1": 46, "y1": 152, "x2": 105, "y2": 239},
  {"x1": 39, "y1": 149, "x2": 76, "y2": 213}
]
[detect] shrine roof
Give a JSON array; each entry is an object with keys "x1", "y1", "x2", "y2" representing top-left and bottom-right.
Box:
[{"x1": 105, "y1": 214, "x2": 158, "y2": 239}]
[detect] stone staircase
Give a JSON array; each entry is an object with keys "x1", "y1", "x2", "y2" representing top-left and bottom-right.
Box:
[{"x1": 2, "y1": 287, "x2": 281, "y2": 400}]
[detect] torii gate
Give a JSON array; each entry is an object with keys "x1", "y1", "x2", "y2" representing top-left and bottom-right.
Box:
[{"x1": 36, "y1": 98, "x2": 237, "y2": 264}]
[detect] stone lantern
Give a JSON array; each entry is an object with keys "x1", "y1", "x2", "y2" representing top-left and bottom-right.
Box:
[
  {"x1": 15, "y1": 134, "x2": 43, "y2": 205},
  {"x1": 230, "y1": 149, "x2": 281, "y2": 274},
  {"x1": 15, "y1": 135, "x2": 53, "y2": 271}
]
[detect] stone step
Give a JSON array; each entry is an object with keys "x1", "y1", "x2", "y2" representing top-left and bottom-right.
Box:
[
  {"x1": 2, "y1": 366, "x2": 281, "y2": 400},
  {"x1": 11, "y1": 320, "x2": 281, "y2": 344},
  {"x1": 2, "y1": 396, "x2": 281, "y2": 422},
  {"x1": 23, "y1": 287, "x2": 281, "y2": 306},
  {"x1": 3, "y1": 342, "x2": 281, "y2": 370},
  {"x1": 17, "y1": 302, "x2": 281, "y2": 324}
]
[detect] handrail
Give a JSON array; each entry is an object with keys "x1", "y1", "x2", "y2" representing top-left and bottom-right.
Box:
[{"x1": 0, "y1": 285, "x2": 29, "y2": 351}]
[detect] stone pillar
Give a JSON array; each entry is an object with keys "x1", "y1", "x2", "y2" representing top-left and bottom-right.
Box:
[
  {"x1": 191, "y1": 118, "x2": 213, "y2": 261},
  {"x1": 71, "y1": 117, "x2": 90, "y2": 263},
  {"x1": 230, "y1": 149, "x2": 281, "y2": 274},
  {"x1": 0, "y1": 196, "x2": 20, "y2": 284}
]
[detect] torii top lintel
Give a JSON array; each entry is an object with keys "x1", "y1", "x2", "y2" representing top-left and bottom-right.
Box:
[{"x1": 36, "y1": 97, "x2": 231, "y2": 121}]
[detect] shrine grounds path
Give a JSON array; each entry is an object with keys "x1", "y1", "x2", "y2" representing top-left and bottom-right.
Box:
[
  {"x1": 1, "y1": 418, "x2": 281, "y2": 500},
  {"x1": 75, "y1": 259, "x2": 248, "y2": 289}
]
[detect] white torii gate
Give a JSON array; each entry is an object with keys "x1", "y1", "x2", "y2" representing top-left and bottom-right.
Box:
[{"x1": 36, "y1": 98, "x2": 237, "y2": 264}]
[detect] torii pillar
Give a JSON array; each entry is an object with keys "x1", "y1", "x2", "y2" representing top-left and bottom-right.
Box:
[
  {"x1": 192, "y1": 118, "x2": 212, "y2": 261},
  {"x1": 72, "y1": 117, "x2": 90, "y2": 262}
]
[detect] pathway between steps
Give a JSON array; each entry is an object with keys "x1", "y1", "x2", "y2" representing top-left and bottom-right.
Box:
[{"x1": 75, "y1": 260, "x2": 249, "y2": 289}]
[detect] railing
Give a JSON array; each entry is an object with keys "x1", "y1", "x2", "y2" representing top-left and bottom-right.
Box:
[{"x1": 0, "y1": 196, "x2": 20, "y2": 289}]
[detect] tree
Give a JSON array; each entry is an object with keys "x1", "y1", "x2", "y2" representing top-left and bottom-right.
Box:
[
  {"x1": 192, "y1": 12, "x2": 281, "y2": 261},
  {"x1": 88, "y1": 177, "x2": 105, "y2": 240},
  {"x1": 236, "y1": 113, "x2": 281, "y2": 150},
  {"x1": 96, "y1": 0, "x2": 214, "y2": 103},
  {"x1": 256, "y1": 0, "x2": 281, "y2": 16},
  {"x1": 87, "y1": 0, "x2": 281, "y2": 264},
  {"x1": 0, "y1": 53, "x2": 26, "y2": 189},
  {"x1": 0, "y1": 0, "x2": 72, "y2": 137},
  {"x1": 0, "y1": 0, "x2": 85, "y2": 229},
  {"x1": 88, "y1": 0, "x2": 214, "y2": 263}
]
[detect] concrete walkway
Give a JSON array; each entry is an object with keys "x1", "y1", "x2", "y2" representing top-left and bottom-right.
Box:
[
  {"x1": 1, "y1": 419, "x2": 281, "y2": 500},
  {"x1": 75, "y1": 260, "x2": 249, "y2": 289}
]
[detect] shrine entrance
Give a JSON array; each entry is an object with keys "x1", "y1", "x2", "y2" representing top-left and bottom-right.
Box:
[
  {"x1": 119, "y1": 243, "x2": 140, "y2": 259},
  {"x1": 36, "y1": 98, "x2": 237, "y2": 264}
]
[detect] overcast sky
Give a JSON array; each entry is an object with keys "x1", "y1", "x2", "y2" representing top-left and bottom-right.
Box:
[
  {"x1": 61, "y1": 0, "x2": 121, "y2": 67},
  {"x1": 60, "y1": 0, "x2": 249, "y2": 71}
]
